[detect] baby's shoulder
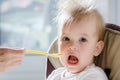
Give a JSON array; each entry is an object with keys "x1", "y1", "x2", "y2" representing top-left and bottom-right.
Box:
[
  {"x1": 82, "y1": 65, "x2": 108, "y2": 80},
  {"x1": 87, "y1": 65, "x2": 105, "y2": 75}
]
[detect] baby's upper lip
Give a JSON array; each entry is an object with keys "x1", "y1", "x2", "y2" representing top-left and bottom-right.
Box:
[
  {"x1": 65, "y1": 51, "x2": 78, "y2": 58},
  {"x1": 68, "y1": 54, "x2": 77, "y2": 59},
  {"x1": 67, "y1": 52, "x2": 75, "y2": 54}
]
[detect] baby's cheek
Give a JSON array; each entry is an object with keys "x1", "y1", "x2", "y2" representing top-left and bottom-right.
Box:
[
  {"x1": 59, "y1": 57, "x2": 64, "y2": 63},
  {"x1": 60, "y1": 44, "x2": 66, "y2": 51}
]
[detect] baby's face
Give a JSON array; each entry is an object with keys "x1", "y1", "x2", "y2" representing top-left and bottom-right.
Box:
[{"x1": 58, "y1": 17, "x2": 101, "y2": 74}]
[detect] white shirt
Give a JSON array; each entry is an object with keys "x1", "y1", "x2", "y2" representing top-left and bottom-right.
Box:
[{"x1": 47, "y1": 64, "x2": 108, "y2": 80}]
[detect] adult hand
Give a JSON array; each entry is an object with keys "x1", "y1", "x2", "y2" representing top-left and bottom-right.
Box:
[{"x1": 0, "y1": 47, "x2": 25, "y2": 73}]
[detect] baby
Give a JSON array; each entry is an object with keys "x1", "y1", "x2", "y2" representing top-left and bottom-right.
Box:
[{"x1": 47, "y1": 0, "x2": 108, "y2": 80}]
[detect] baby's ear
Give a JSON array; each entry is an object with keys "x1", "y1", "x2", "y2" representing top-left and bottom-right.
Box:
[{"x1": 94, "y1": 41, "x2": 104, "y2": 56}]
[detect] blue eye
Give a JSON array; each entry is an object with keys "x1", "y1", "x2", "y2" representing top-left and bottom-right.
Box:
[
  {"x1": 63, "y1": 37, "x2": 70, "y2": 41},
  {"x1": 80, "y1": 37, "x2": 87, "y2": 42}
]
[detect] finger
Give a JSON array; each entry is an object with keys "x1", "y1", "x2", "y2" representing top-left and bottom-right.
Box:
[
  {"x1": 0, "y1": 47, "x2": 25, "y2": 54},
  {"x1": 8, "y1": 60, "x2": 23, "y2": 68},
  {"x1": 0, "y1": 52, "x2": 24, "y2": 62},
  {"x1": 4, "y1": 57, "x2": 23, "y2": 68},
  {"x1": 0, "y1": 60, "x2": 22, "y2": 73},
  {"x1": 0, "y1": 57, "x2": 22, "y2": 72}
]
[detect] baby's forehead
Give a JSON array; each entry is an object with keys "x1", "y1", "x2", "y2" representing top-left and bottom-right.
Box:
[{"x1": 62, "y1": 18, "x2": 98, "y2": 35}]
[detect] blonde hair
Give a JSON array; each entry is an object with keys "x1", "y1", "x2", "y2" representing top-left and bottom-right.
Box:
[{"x1": 56, "y1": 0, "x2": 105, "y2": 40}]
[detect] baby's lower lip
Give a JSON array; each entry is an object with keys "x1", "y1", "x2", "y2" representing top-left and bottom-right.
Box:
[{"x1": 67, "y1": 55, "x2": 79, "y2": 65}]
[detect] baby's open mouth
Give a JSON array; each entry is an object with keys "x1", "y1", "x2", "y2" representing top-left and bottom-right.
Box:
[{"x1": 68, "y1": 55, "x2": 79, "y2": 65}]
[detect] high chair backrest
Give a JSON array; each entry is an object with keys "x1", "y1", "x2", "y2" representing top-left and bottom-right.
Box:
[
  {"x1": 95, "y1": 23, "x2": 120, "y2": 80},
  {"x1": 47, "y1": 23, "x2": 120, "y2": 80}
]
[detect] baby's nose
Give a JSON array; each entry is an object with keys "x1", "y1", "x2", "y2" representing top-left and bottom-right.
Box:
[{"x1": 68, "y1": 43, "x2": 78, "y2": 51}]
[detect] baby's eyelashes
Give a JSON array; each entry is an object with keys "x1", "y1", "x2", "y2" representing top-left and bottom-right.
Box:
[
  {"x1": 79, "y1": 37, "x2": 87, "y2": 42},
  {"x1": 60, "y1": 36, "x2": 88, "y2": 43},
  {"x1": 62, "y1": 37, "x2": 70, "y2": 41}
]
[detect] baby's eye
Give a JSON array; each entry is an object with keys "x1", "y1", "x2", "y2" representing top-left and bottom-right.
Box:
[
  {"x1": 79, "y1": 37, "x2": 87, "y2": 42},
  {"x1": 62, "y1": 37, "x2": 70, "y2": 41}
]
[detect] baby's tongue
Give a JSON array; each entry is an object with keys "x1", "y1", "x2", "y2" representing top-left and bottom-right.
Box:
[{"x1": 68, "y1": 55, "x2": 78, "y2": 64}]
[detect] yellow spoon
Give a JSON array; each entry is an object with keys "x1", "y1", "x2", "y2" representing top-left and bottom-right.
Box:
[{"x1": 26, "y1": 49, "x2": 63, "y2": 57}]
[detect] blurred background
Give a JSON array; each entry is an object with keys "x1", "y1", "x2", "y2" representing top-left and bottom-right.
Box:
[{"x1": 0, "y1": 0, "x2": 120, "y2": 80}]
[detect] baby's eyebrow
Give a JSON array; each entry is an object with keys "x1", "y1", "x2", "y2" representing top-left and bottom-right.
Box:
[
  {"x1": 60, "y1": 33, "x2": 68, "y2": 38},
  {"x1": 79, "y1": 33, "x2": 91, "y2": 39},
  {"x1": 61, "y1": 33, "x2": 68, "y2": 36}
]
